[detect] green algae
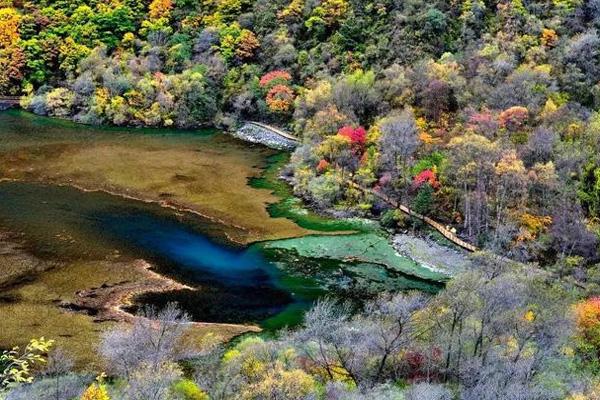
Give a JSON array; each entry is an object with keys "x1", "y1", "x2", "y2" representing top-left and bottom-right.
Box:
[
  {"x1": 249, "y1": 152, "x2": 377, "y2": 233},
  {"x1": 259, "y1": 233, "x2": 449, "y2": 282}
]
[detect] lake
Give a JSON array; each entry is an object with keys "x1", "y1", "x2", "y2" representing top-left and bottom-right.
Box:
[{"x1": 0, "y1": 111, "x2": 443, "y2": 360}]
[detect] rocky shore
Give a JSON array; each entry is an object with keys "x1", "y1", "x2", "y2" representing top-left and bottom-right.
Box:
[
  {"x1": 232, "y1": 122, "x2": 299, "y2": 151},
  {"x1": 392, "y1": 233, "x2": 472, "y2": 276}
]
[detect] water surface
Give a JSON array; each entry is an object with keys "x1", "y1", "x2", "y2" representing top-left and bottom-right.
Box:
[{"x1": 0, "y1": 111, "x2": 443, "y2": 331}]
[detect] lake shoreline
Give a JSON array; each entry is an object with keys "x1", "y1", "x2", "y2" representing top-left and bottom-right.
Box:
[
  {"x1": 61, "y1": 258, "x2": 262, "y2": 332},
  {"x1": 0, "y1": 177, "x2": 255, "y2": 246},
  {"x1": 0, "y1": 230, "x2": 261, "y2": 330}
]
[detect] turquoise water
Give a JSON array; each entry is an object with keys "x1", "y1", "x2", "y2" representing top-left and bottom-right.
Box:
[
  {"x1": 0, "y1": 110, "x2": 444, "y2": 330},
  {"x1": 0, "y1": 181, "x2": 442, "y2": 329}
]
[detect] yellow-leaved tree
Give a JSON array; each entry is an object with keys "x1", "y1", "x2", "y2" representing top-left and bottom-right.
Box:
[
  {"x1": 80, "y1": 383, "x2": 110, "y2": 400},
  {"x1": 0, "y1": 7, "x2": 20, "y2": 49},
  {"x1": 0, "y1": 337, "x2": 54, "y2": 389}
]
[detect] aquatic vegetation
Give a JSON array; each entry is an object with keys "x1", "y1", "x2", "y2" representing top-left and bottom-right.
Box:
[{"x1": 260, "y1": 233, "x2": 448, "y2": 282}]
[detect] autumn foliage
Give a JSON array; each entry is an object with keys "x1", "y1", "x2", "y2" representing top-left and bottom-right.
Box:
[
  {"x1": 235, "y1": 30, "x2": 260, "y2": 59},
  {"x1": 316, "y1": 159, "x2": 330, "y2": 172},
  {"x1": 0, "y1": 8, "x2": 20, "y2": 49},
  {"x1": 259, "y1": 70, "x2": 292, "y2": 87},
  {"x1": 80, "y1": 384, "x2": 111, "y2": 400},
  {"x1": 576, "y1": 298, "x2": 600, "y2": 339},
  {"x1": 266, "y1": 84, "x2": 295, "y2": 112},
  {"x1": 413, "y1": 169, "x2": 440, "y2": 190},
  {"x1": 499, "y1": 106, "x2": 529, "y2": 131},
  {"x1": 149, "y1": 0, "x2": 173, "y2": 20},
  {"x1": 337, "y1": 125, "x2": 366, "y2": 146}
]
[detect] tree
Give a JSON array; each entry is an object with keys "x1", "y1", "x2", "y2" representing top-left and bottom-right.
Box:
[
  {"x1": 498, "y1": 106, "x2": 529, "y2": 132},
  {"x1": 493, "y1": 150, "x2": 527, "y2": 240},
  {"x1": 0, "y1": 8, "x2": 20, "y2": 49},
  {"x1": 99, "y1": 303, "x2": 191, "y2": 378},
  {"x1": 575, "y1": 297, "x2": 600, "y2": 363},
  {"x1": 125, "y1": 362, "x2": 182, "y2": 400},
  {"x1": 266, "y1": 84, "x2": 295, "y2": 112},
  {"x1": 43, "y1": 348, "x2": 75, "y2": 400},
  {"x1": 149, "y1": 0, "x2": 173, "y2": 20},
  {"x1": 447, "y1": 133, "x2": 499, "y2": 240},
  {"x1": 578, "y1": 161, "x2": 600, "y2": 219},
  {"x1": 378, "y1": 110, "x2": 421, "y2": 199},
  {"x1": 332, "y1": 70, "x2": 379, "y2": 125},
  {"x1": 1, "y1": 338, "x2": 54, "y2": 389},
  {"x1": 337, "y1": 125, "x2": 366, "y2": 148},
  {"x1": 80, "y1": 383, "x2": 110, "y2": 400},
  {"x1": 235, "y1": 30, "x2": 260, "y2": 59},
  {"x1": 171, "y1": 379, "x2": 209, "y2": 400},
  {"x1": 413, "y1": 183, "x2": 434, "y2": 215},
  {"x1": 550, "y1": 198, "x2": 598, "y2": 259}
]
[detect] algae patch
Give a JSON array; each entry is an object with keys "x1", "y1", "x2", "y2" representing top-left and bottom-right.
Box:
[{"x1": 259, "y1": 233, "x2": 449, "y2": 282}]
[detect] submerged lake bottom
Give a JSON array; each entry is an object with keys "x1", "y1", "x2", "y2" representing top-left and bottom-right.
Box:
[{"x1": 0, "y1": 181, "x2": 442, "y2": 330}]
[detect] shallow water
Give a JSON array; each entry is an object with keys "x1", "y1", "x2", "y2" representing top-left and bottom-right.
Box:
[{"x1": 0, "y1": 111, "x2": 443, "y2": 331}]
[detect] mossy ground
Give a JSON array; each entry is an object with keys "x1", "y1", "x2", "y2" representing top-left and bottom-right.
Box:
[{"x1": 260, "y1": 233, "x2": 448, "y2": 282}]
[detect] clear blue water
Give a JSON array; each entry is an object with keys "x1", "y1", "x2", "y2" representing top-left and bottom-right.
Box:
[
  {"x1": 0, "y1": 181, "x2": 323, "y2": 327},
  {"x1": 0, "y1": 110, "x2": 444, "y2": 332},
  {"x1": 0, "y1": 181, "x2": 441, "y2": 329}
]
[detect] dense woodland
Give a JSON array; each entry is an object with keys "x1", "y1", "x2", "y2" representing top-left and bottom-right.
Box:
[{"x1": 3, "y1": 0, "x2": 600, "y2": 398}]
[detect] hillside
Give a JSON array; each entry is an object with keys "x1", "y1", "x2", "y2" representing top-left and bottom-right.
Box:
[{"x1": 2, "y1": 1, "x2": 600, "y2": 399}]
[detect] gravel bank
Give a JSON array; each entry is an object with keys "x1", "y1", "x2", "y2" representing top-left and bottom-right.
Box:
[
  {"x1": 393, "y1": 233, "x2": 472, "y2": 276},
  {"x1": 232, "y1": 123, "x2": 298, "y2": 151}
]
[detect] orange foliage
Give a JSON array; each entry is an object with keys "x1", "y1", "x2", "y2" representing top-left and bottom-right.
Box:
[
  {"x1": 498, "y1": 106, "x2": 529, "y2": 131},
  {"x1": 575, "y1": 298, "x2": 600, "y2": 347},
  {"x1": 266, "y1": 84, "x2": 295, "y2": 112},
  {"x1": 260, "y1": 70, "x2": 292, "y2": 87},
  {"x1": 541, "y1": 28, "x2": 558, "y2": 47},
  {"x1": 317, "y1": 159, "x2": 330, "y2": 172},
  {"x1": 235, "y1": 30, "x2": 260, "y2": 59},
  {"x1": 149, "y1": 0, "x2": 173, "y2": 20}
]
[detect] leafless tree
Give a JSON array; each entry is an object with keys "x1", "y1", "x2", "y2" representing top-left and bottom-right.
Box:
[{"x1": 99, "y1": 302, "x2": 191, "y2": 378}]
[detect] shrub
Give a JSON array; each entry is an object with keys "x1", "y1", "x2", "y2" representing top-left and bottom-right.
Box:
[
  {"x1": 171, "y1": 379, "x2": 209, "y2": 400},
  {"x1": 80, "y1": 383, "x2": 110, "y2": 400}
]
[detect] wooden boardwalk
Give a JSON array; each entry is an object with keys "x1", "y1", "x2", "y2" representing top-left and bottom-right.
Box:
[
  {"x1": 245, "y1": 120, "x2": 479, "y2": 253},
  {"x1": 349, "y1": 182, "x2": 479, "y2": 252},
  {"x1": 0, "y1": 96, "x2": 22, "y2": 105}
]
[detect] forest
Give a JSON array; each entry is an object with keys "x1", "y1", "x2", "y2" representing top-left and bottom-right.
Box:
[{"x1": 2, "y1": 0, "x2": 600, "y2": 398}]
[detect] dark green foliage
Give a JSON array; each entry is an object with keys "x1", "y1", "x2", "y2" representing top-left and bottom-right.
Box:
[{"x1": 412, "y1": 183, "x2": 434, "y2": 216}]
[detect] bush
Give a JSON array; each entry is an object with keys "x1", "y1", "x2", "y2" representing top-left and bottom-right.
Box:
[
  {"x1": 5, "y1": 374, "x2": 89, "y2": 400},
  {"x1": 380, "y1": 209, "x2": 397, "y2": 228},
  {"x1": 171, "y1": 379, "x2": 209, "y2": 400}
]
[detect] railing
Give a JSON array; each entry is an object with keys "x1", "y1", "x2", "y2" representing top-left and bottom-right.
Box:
[
  {"x1": 349, "y1": 182, "x2": 479, "y2": 252},
  {"x1": 0, "y1": 96, "x2": 22, "y2": 104},
  {"x1": 249, "y1": 121, "x2": 479, "y2": 253}
]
